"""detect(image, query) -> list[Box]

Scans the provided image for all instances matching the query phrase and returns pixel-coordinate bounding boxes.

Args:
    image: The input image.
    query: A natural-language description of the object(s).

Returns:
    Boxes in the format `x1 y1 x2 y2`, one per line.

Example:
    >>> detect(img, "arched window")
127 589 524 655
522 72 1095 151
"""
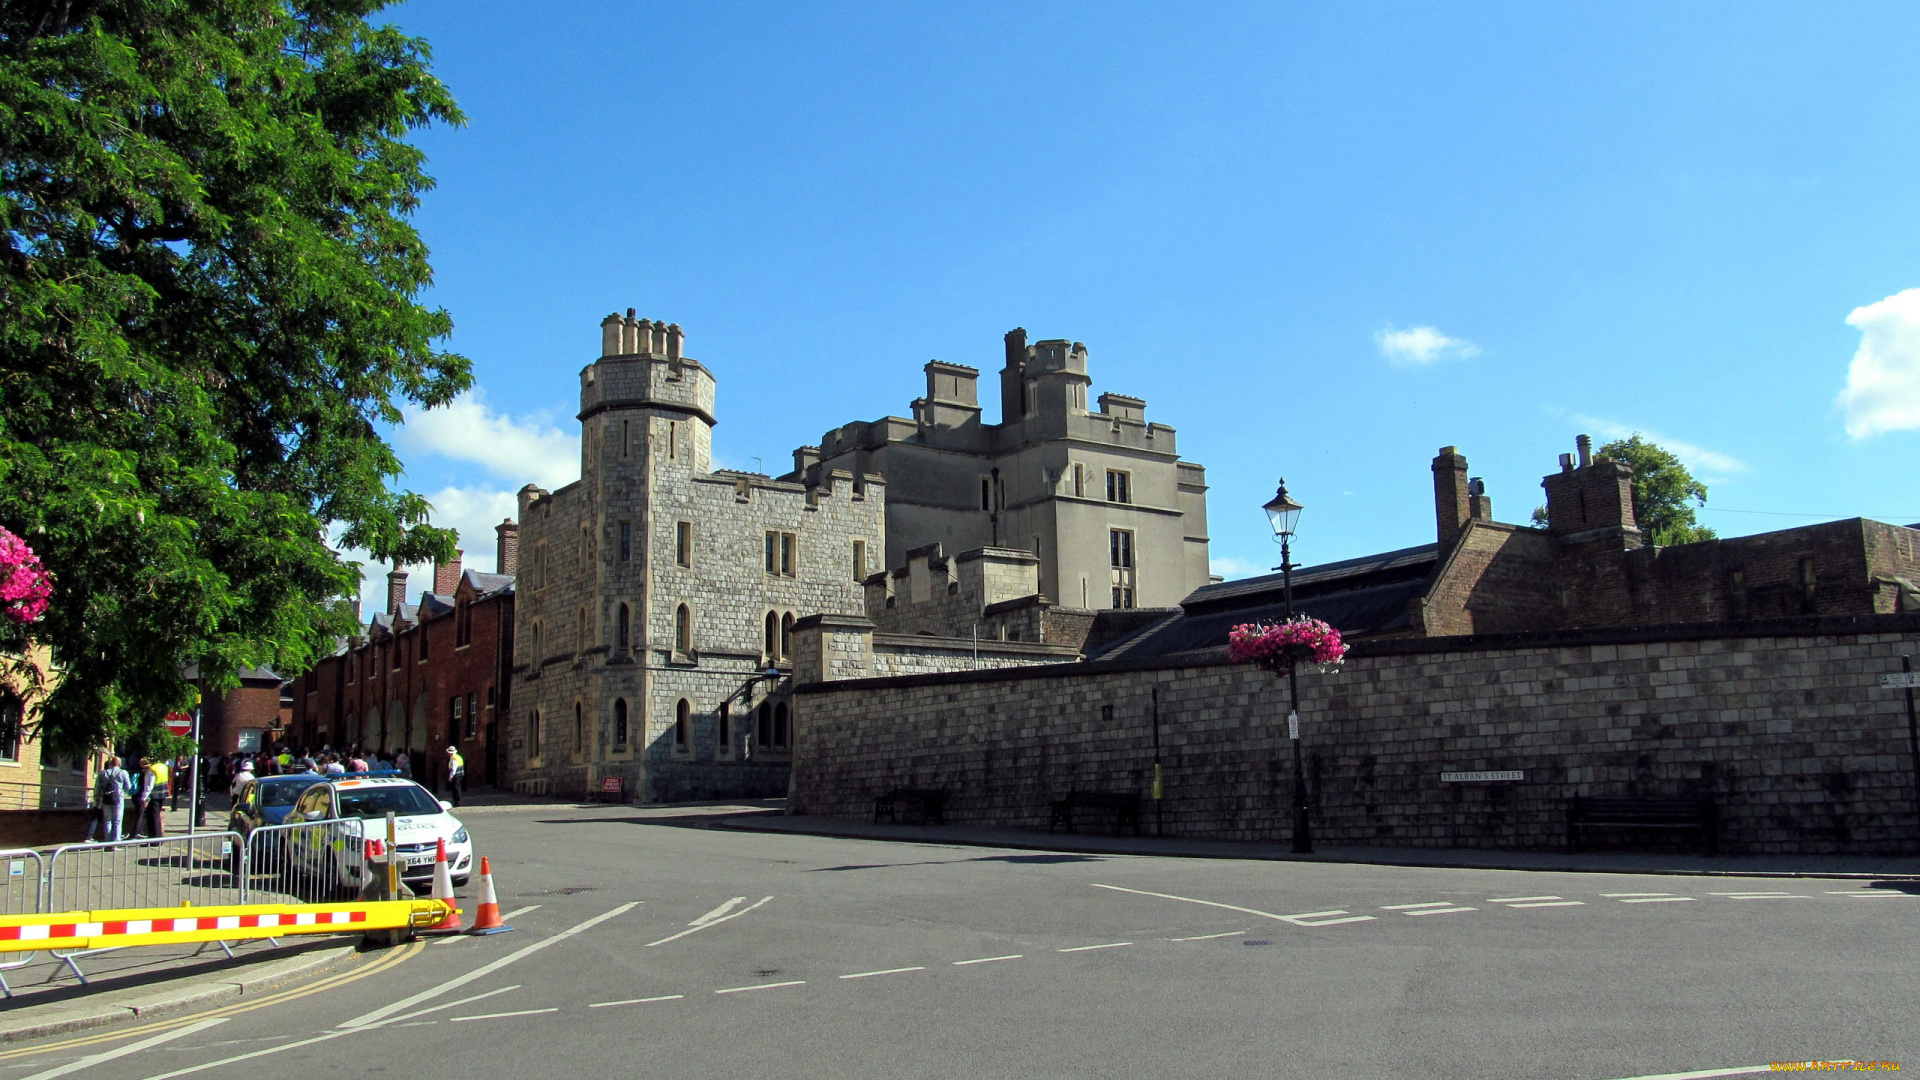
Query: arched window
756 701 772 747
675 604 692 655
773 702 789 750
613 699 628 746
717 703 730 752
780 612 794 660
764 611 778 661
617 603 630 652
675 699 691 751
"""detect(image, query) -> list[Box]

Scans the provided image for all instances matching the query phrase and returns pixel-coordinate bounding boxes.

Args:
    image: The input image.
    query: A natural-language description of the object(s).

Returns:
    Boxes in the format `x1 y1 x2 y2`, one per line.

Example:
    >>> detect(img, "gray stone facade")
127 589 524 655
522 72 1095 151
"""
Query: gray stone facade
789 614 1920 854
790 329 1212 612
511 311 886 801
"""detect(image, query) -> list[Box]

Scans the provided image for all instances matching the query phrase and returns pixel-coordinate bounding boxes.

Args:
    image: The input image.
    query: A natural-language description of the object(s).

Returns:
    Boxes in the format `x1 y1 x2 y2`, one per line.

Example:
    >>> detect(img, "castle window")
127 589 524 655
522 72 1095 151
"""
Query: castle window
528 709 541 758
781 533 796 577
669 421 678 460
675 603 692 655
618 520 631 563
613 699 629 747
1729 568 1749 620
621 419 630 458
780 612 794 659
617 603 631 652
1106 470 1131 504
772 702 790 750
717 703 731 757
1800 557 1818 604
1109 528 1134 570
676 521 692 567
574 701 584 757
764 611 779 662
853 540 867 582
756 701 772 748
1073 463 1085 498
674 699 691 753
981 477 991 511
449 695 463 734
577 608 589 652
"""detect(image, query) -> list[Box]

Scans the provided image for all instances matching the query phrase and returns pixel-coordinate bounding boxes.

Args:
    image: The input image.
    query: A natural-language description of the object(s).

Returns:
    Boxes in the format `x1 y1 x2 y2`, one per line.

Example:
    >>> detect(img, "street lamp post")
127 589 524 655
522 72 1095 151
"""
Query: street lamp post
1264 480 1311 854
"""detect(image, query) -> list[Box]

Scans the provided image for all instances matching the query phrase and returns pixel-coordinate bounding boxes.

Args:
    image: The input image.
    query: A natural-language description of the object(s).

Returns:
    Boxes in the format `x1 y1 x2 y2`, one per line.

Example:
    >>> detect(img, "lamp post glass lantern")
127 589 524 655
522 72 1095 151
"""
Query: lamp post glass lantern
1265 480 1313 853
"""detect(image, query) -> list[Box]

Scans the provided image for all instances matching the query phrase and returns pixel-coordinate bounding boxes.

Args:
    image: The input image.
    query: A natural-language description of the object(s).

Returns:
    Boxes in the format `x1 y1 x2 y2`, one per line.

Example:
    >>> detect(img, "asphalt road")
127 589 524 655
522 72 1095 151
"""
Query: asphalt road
4 803 1914 1080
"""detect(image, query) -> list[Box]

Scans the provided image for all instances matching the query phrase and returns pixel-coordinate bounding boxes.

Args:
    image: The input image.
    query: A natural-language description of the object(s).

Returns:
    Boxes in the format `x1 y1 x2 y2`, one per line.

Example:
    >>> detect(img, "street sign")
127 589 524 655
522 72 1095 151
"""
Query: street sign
1441 770 1525 783
1882 673 1920 689
163 711 193 737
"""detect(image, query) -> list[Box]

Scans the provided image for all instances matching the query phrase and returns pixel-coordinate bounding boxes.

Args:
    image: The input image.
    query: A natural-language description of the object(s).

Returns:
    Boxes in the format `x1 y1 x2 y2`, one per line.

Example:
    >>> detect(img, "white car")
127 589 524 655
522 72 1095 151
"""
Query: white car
285 776 473 895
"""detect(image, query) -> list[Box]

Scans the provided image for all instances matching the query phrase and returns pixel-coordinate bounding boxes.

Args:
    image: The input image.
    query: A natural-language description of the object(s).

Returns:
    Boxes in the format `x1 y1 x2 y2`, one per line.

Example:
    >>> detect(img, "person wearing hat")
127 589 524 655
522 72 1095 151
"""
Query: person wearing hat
445 746 466 807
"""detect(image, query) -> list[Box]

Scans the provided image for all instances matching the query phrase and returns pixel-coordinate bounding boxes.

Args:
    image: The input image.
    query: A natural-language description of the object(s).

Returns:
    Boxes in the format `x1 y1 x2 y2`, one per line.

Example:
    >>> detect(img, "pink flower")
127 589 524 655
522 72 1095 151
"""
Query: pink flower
1227 616 1346 668
0 527 51 625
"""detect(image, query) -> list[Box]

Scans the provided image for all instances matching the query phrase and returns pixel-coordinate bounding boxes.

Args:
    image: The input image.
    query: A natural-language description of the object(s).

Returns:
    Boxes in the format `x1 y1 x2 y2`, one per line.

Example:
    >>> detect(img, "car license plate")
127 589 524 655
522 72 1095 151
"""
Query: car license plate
405 855 434 868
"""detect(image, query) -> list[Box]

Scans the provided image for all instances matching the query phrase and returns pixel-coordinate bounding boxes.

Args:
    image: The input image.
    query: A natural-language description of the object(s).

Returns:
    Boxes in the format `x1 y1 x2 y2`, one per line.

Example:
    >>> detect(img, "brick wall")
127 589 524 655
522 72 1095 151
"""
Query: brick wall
790 614 1920 854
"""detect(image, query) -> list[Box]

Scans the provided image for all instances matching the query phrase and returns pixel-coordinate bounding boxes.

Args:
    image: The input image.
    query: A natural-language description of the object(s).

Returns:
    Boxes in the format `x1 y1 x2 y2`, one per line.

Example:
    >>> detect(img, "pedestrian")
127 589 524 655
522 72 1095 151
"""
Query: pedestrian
132 757 156 838
230 759 255 802
445 746 465 807
322 754 345 777
348 750 369 774
394 748 410 780
89 756 131 843
170 754 187 811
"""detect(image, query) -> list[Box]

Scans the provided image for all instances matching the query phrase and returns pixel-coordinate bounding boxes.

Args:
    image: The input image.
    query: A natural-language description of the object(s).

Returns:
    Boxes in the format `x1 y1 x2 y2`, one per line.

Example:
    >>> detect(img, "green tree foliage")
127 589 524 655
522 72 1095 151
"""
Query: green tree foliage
1529 435 1717 546
0 0 469 755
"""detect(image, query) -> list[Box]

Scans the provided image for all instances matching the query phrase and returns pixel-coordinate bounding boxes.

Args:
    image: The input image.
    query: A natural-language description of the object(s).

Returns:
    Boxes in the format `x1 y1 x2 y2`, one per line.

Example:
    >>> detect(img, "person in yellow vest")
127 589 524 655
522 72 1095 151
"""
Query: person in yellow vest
135 757 169 838
445 746 465 807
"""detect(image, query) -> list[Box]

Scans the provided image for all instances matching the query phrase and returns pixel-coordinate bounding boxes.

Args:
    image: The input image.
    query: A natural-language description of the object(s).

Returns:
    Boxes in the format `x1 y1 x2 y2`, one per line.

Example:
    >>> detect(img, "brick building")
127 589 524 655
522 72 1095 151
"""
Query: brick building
288 524 517 792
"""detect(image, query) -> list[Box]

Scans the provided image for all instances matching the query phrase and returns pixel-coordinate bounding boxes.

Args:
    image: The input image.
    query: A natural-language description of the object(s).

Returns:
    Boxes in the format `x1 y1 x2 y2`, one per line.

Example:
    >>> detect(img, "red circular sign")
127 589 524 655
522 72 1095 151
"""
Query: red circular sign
164 712 193 737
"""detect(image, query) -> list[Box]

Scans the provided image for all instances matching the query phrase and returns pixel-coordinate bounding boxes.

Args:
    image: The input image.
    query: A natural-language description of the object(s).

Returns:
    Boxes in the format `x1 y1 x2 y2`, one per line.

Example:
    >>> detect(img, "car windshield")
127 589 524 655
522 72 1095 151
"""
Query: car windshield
335 785 443 819
258 781 310 807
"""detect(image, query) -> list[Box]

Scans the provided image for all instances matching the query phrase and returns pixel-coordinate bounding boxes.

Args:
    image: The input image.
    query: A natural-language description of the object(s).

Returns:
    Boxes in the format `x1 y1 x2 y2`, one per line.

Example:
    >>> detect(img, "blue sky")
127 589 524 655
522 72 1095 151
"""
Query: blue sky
364 1 1920 611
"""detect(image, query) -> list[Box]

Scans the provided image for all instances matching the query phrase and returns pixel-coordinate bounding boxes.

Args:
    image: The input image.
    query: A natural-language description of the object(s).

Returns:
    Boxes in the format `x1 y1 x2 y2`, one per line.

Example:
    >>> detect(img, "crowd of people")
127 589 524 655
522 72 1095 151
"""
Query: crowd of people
82 744 469 843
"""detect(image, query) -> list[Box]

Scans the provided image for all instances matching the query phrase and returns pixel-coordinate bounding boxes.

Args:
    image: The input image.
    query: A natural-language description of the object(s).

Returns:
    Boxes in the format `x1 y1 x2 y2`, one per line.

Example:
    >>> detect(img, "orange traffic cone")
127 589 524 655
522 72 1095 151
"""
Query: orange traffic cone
427 837 463 932
468 857 515 936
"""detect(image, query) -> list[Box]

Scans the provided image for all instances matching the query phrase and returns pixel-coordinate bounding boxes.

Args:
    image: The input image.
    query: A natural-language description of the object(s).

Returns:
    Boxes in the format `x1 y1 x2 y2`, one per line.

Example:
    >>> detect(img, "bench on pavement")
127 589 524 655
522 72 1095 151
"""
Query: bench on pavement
1048 791 1142 836
1566 796 1717 855
872 788 947 826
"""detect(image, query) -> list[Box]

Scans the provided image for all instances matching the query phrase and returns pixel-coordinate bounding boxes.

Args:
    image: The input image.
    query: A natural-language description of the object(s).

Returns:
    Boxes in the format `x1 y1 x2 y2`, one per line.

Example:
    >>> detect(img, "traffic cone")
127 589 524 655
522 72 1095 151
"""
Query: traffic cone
467 857 515 936
427 837 463 931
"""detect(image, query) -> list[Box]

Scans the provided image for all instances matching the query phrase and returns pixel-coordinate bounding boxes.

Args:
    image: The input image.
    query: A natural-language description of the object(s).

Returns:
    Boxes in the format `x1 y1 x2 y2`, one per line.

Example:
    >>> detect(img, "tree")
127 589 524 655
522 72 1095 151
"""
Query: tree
1530 435 1717 546
0 1 469 756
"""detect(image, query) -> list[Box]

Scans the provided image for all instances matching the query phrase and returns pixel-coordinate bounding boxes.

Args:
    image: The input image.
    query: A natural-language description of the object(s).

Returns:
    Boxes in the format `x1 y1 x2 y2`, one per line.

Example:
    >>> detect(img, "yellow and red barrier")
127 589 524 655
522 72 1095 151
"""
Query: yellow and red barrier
0 897 454 954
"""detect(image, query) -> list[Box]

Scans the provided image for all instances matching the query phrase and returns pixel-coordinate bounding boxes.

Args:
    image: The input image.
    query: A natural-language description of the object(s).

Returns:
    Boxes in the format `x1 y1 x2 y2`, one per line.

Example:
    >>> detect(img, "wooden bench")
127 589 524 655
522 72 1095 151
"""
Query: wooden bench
1048 791 1142 836
872 788 947 826
1567 796 1717 855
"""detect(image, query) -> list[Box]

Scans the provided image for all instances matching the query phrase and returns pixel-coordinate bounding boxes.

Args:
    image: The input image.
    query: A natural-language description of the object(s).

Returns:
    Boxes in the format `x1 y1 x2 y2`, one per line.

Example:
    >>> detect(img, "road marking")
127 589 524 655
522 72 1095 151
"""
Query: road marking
1489 896 1563 903
378 985 521 1026
952 954 1022 965
589 995 685 1008
342 902 640 1029
1091 883 1378 927
450 1008 557 1023
1591 1066 1772 1079
1601 893 1673 897
715 980 806 994
1503 901 1585 908
1169 931 1246 941
1707 892 1810 899
840 966 925 979
18 1018 229 1080
1382 902 1457 910
646 896 773 947
691 897 746 926
1058 942 1132 952
1403 906 1476 916
1617 897 1695 904
392 1022 437 1028
1826 890 1919 897
500 905 542 920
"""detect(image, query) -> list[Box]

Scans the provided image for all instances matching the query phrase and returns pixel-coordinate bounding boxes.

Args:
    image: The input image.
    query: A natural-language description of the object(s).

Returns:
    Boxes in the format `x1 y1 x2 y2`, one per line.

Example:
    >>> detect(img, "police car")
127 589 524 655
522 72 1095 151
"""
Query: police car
284 776 472 894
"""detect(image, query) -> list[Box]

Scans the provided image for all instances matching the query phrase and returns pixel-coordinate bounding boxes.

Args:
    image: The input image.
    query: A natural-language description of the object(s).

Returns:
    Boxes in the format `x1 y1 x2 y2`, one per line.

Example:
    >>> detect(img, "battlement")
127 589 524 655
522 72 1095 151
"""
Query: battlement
580 308 716 427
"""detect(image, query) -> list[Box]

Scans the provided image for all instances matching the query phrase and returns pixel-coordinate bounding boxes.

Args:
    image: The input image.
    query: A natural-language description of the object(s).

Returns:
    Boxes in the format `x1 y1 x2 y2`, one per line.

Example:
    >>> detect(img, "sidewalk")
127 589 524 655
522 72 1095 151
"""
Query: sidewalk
714 813 1920 879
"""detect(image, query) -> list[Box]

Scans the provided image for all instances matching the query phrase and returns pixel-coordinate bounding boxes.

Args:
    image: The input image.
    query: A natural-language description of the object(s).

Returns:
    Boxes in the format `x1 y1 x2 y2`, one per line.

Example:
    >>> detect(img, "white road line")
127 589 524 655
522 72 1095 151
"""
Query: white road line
138 1026 356 1079
1058 942 1132 952
840 966 926 979
1169 931 1246 941
1618 897 1696 904
691 897 746 926
589 995 685 1008
1708 892 1809 899
450 1008 557 1023
1504 901 1584 908
500 905 542 920
1091 883 1378 927
1592 1066 1772 1079
952 954 1022 965
1382 902 1456 910
1827 890 1918 897
392 1022 438 1028
645 896 773 947
341 902 640 1029
1602 892 1673 897
715 980 805 994
378 985 522 1026
21 1017 230 1080
1403 906 1476 916
1489 896 1562 903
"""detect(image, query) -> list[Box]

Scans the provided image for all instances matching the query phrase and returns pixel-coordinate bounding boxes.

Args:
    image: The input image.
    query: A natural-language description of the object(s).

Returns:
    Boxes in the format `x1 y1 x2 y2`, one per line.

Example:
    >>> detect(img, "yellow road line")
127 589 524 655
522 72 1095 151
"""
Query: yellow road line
0 938 424 1062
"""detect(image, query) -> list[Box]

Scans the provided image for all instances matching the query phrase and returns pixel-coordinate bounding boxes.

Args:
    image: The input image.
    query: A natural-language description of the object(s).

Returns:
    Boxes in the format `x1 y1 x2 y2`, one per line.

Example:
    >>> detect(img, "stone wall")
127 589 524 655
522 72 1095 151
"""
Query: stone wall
789 614 1920 854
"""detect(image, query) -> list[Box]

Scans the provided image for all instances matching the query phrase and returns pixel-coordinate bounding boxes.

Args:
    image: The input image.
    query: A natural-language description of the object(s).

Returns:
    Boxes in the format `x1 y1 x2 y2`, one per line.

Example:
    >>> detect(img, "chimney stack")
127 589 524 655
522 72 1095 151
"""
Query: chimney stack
496 519 519 577
386 567 408 615
433 549 463 595
600 313 622 357
666 323 683 362
1432 446 1472 546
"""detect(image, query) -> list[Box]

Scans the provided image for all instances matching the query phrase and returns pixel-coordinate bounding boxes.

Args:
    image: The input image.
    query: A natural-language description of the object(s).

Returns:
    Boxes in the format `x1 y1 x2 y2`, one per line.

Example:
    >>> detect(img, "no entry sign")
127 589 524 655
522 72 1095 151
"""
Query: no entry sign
164 712 193 738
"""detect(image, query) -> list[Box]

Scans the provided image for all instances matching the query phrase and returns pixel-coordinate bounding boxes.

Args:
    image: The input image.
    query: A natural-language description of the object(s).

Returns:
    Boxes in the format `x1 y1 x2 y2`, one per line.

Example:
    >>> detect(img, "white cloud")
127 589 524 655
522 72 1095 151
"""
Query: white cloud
1569 414 1749 477
1839 287 1920 439
337 485 521 621
1376 324 1481 367
399 390 579 491
1209 554 1269 580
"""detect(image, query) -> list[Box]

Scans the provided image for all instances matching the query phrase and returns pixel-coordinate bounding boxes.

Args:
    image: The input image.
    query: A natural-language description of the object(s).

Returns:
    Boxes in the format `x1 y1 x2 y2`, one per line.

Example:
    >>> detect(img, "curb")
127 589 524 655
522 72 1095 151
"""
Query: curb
709 820 1920 882
0 942 359 1044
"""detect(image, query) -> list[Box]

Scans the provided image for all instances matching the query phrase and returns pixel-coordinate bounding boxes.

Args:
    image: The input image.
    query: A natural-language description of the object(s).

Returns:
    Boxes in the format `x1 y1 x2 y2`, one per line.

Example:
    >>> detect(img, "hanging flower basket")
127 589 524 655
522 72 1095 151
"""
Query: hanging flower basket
0 527 52 626
1227 617 1347 672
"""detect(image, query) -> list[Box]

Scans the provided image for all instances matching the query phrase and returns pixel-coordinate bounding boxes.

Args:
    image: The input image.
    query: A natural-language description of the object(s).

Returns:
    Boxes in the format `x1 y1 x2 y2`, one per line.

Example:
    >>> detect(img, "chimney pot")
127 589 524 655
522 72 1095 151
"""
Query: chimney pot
1576 434 1592 467
385 567 408 616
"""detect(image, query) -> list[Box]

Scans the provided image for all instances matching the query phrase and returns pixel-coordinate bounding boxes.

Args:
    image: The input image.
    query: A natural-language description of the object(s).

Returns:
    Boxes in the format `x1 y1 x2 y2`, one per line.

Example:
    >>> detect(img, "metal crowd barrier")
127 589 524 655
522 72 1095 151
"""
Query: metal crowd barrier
42 833 247 984
0 849 44 997
243 819 368 905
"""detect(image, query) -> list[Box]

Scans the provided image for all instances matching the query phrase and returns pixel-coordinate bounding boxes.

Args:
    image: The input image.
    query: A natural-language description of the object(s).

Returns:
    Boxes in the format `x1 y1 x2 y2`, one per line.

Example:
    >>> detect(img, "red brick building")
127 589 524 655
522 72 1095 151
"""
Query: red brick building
189 667 292 756
288 523 518 792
